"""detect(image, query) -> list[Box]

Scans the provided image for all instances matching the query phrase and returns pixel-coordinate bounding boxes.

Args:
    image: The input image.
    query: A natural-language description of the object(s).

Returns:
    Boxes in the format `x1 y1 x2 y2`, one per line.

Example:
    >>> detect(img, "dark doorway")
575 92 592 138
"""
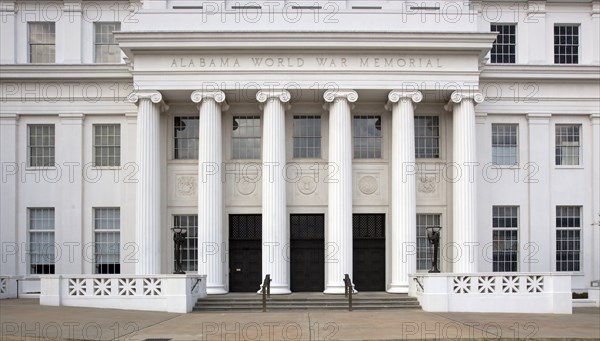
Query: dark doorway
229 214 262 292
353 214 386 291
290 214 325 292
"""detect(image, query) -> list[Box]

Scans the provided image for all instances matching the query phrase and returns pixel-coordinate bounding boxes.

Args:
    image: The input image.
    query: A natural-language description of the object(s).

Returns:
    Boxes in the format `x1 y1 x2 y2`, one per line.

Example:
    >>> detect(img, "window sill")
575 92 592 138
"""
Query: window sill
490 164 520 170
25 167 57 171
555 165 584 170
92 166 121 170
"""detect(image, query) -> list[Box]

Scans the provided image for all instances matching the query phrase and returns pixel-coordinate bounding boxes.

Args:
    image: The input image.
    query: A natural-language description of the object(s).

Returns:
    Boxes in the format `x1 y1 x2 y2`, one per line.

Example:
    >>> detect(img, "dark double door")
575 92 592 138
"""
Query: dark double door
290 214 325 292
229 214 262 292
353 214 386 291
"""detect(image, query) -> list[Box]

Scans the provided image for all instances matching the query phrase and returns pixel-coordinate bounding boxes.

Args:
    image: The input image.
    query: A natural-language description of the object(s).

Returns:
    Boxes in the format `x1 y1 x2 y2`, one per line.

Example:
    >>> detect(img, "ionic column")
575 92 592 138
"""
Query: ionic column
386 90 422 293
192 90 228 294
323 89 357 294
445 91 484 273
257 90 291 294
128 91 168 275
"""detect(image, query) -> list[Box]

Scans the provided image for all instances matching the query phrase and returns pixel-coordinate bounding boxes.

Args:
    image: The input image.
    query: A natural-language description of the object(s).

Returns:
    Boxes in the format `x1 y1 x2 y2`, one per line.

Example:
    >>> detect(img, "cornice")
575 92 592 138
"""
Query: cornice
0 64 132 80
481 65 600 81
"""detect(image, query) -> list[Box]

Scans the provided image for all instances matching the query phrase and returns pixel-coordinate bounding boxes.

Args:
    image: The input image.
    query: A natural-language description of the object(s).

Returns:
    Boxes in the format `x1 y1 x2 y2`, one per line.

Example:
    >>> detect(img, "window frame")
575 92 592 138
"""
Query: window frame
553 24 580 65
490 23 517 64
352 115 383 159
93 124 121 167
555 206 582 272
492 206 519 272
28 22 55 63
231 115 262 160
27 124 56 168
173 116 200 160
555 124 582 167
28 207 56 275
94 22 122 64
491 123 519 166
173 214 198 272
93 207 121 274
292 115 322 159
416 213 441 271
414 115 440 159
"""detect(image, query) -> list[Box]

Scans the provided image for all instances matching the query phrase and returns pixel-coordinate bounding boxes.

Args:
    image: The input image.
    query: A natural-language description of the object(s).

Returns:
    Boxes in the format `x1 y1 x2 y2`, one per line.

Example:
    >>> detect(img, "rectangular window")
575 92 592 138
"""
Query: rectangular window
353 115 382 158
232 116 261 159
416 214 441 271
29 208 55 274
93 124 121 167
415 116 440 159
174 215 198 272
492 206 519 272
293 115 321 158
556 206 581 272
174 116 199 159
94 208 120 274
28 124 55 167
554 25 579 64
555 125 581 166
94 22 121 63
492 124 518 165
490 24 516 63
29 22 55 63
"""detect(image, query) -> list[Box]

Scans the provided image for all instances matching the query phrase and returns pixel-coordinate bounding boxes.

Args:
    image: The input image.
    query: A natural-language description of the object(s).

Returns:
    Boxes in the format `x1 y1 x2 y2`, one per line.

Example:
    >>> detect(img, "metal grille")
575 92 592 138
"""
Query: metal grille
229 214 262 240
353 116 382 159
174 215 198 272
556 206 581 272
555 125 580 166
492 124 518 165
290 214 324 239
490 24 516 64
293 116 321 158
94 124 121 167
28 124 55 167
492 206 519 272
414 116 440 159
554 25 579 64
29 22 55 63
94 22 121 63
174 116 199 159
232 116 261 159
352 214 385 239
416 214 440 271
29 208 55 274
94 208 120 274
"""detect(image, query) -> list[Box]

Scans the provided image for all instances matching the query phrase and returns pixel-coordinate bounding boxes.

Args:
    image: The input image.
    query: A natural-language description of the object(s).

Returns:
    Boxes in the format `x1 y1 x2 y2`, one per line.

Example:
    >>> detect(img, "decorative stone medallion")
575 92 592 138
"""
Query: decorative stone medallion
358 175 378 195
417 175 436 194
297 176 317 195
237 177 257 195
176 175 197 197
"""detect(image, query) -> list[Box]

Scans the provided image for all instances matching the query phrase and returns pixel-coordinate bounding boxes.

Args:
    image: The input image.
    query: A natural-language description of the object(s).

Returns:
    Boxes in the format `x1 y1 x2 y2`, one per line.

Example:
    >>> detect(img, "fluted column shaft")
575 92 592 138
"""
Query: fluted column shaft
128 91 167 275
257 90 291 294
192 90 227 294
324 90 357 294
447 91 484 273
387 90 422 293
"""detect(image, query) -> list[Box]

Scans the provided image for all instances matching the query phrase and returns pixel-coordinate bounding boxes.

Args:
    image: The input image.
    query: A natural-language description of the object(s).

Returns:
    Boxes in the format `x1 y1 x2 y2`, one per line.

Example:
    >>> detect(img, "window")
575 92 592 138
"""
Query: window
556 206 581 271
490 24 516 63
28 22 55 63
174 116 199 159
93 124 121 166
94 22 121 63
415 116 440 159
293 115 321 158
174 215 198 272
555 125 581 166
29 208 55 274
492 206 519 272
554 25 579 64
232 116 261 159
353 115 382 158
492 124 518 165
94 208 120 274
28 124 55 167
416 214 440 271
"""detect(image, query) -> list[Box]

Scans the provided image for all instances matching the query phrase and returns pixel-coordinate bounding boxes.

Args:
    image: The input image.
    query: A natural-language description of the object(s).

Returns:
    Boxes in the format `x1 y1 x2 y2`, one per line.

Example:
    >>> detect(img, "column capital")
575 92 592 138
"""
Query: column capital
128 91 169 111
191 90 229 111
590 113 600 125
323 89 358 103
444 91 484 111
256 89 291 103
385 90 423 111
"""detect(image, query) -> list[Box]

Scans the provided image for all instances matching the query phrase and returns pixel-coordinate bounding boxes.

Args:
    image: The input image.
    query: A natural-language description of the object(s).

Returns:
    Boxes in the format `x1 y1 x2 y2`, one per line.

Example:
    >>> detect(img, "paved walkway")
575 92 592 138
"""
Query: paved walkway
1 298 599 340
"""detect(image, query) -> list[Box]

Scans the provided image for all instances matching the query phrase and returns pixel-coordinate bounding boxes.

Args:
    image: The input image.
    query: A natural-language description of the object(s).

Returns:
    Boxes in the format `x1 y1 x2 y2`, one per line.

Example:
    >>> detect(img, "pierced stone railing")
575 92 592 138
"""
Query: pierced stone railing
0 276 20 299
40 274 206 313
408 273 572 314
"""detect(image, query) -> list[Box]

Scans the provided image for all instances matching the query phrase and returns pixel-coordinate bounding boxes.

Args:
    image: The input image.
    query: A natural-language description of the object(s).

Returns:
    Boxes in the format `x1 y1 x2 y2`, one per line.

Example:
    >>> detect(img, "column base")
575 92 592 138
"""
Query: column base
206 286 228 295
387 283 409 294
256 283 291 295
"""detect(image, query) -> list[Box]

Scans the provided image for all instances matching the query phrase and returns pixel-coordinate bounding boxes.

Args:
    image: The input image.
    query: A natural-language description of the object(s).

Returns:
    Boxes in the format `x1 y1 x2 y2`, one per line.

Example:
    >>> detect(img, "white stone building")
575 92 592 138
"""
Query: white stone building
1 0 599 298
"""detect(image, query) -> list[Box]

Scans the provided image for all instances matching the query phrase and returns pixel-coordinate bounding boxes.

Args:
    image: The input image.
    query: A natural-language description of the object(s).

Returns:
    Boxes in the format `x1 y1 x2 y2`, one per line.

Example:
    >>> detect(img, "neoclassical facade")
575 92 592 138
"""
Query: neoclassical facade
1 0 599 296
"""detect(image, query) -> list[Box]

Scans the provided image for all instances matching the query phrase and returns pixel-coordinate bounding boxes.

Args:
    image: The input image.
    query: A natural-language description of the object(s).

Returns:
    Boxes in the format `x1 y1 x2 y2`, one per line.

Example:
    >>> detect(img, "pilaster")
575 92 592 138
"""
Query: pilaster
0 114 19 276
